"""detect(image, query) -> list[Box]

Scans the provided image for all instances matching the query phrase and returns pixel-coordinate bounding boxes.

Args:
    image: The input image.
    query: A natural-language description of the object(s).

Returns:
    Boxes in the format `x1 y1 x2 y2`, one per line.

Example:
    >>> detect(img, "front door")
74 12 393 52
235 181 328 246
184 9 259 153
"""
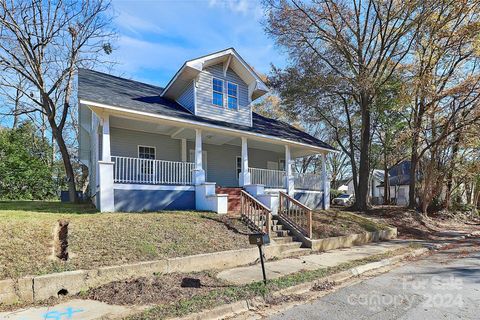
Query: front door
189 150 208 179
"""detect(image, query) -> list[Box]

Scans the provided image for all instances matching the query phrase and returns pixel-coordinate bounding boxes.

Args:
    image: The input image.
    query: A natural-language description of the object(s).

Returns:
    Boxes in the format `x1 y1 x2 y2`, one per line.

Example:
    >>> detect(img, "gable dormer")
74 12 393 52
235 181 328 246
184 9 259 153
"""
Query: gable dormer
162 48 268 127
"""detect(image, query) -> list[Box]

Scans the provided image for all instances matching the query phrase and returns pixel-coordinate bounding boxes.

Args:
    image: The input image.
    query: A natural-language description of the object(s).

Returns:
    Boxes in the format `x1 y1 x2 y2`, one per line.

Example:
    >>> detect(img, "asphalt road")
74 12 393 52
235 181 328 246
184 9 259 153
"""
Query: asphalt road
268 240 480 320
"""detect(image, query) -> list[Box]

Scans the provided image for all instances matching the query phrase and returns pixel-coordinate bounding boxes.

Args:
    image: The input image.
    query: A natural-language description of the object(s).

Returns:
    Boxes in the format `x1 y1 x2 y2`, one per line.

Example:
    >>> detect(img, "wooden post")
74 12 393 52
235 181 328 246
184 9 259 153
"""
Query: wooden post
308 209 312 239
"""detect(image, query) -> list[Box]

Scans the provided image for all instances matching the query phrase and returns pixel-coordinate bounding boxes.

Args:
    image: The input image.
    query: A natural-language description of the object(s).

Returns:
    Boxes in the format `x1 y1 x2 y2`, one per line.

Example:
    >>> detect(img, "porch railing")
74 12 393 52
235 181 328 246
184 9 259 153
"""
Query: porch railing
294 172 322 191
278 191 313 238
112 156 195 185
240 190 271 234
249 167 286 188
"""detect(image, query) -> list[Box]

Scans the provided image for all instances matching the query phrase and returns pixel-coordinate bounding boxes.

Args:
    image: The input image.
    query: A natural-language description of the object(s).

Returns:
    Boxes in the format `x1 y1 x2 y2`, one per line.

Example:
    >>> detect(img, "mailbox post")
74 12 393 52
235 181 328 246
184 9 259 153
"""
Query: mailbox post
249 233 270 285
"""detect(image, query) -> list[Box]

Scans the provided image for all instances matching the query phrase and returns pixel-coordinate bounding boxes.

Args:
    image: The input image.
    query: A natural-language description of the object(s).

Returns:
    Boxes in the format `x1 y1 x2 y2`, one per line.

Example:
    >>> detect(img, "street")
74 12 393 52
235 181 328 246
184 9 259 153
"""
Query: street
268 240 480 320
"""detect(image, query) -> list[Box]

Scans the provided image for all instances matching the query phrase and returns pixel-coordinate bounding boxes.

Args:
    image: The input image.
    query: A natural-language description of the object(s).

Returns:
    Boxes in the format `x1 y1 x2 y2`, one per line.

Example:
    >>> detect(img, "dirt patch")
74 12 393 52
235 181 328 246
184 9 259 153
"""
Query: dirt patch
83 273 226 306
359 206 480 240
311 210 387 239
312 280 336 291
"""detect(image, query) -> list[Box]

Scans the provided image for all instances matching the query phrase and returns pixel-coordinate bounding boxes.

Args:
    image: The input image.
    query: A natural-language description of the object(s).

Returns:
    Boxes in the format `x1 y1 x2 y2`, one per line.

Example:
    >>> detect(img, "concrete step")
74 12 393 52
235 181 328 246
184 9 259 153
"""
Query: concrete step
271 236 294 244
274 230 291 237
270 224 285 231
271 219 280 225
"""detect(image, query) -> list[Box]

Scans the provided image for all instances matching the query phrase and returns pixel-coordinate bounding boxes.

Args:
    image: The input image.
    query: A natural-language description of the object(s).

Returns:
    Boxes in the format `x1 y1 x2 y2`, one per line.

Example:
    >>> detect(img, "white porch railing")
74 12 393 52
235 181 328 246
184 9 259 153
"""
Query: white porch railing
294 172 322 191
112 156 195 185
249 167 286 188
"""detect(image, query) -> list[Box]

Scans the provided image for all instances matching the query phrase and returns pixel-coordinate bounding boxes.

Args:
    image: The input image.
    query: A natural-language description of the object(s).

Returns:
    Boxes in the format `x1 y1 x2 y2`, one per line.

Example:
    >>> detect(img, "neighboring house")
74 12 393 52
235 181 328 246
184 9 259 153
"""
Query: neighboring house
336 169 385 204
78 48 336 213
378 161 411 206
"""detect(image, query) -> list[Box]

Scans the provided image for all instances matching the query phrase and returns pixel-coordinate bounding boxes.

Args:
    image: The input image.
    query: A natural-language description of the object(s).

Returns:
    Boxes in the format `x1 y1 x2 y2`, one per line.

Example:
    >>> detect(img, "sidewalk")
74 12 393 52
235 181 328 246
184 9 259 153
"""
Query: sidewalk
0 240 411 320
217 241 409 285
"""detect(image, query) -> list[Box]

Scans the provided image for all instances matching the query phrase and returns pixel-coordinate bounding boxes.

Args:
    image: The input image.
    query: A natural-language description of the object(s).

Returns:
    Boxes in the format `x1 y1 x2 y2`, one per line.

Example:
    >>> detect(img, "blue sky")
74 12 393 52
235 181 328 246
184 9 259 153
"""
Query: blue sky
110 0 286 87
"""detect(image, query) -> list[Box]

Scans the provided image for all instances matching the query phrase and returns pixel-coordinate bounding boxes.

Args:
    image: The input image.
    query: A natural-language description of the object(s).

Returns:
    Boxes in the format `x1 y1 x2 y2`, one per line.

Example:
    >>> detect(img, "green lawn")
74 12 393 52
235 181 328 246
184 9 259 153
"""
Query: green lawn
0 201 250 280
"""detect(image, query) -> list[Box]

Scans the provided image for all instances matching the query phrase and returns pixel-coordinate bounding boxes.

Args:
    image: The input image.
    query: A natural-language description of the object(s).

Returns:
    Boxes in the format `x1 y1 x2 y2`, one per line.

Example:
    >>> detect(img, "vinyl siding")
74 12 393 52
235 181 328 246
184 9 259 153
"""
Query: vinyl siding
109 127 284 187
196 64 251 126
110 127 181 161
186 141 283 187
177 80 195 113
78 104 92 163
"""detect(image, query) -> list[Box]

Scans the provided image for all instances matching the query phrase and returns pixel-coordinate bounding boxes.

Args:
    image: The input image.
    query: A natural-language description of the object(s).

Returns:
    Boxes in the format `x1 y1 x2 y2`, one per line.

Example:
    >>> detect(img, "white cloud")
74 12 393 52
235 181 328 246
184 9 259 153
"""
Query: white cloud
109 0 285 85
116 10 165 36
208 0 263 18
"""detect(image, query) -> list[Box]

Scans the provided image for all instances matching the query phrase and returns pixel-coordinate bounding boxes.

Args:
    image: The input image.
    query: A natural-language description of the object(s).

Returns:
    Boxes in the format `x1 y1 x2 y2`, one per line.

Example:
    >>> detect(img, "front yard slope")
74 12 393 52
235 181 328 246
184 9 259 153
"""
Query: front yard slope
0 201 249 280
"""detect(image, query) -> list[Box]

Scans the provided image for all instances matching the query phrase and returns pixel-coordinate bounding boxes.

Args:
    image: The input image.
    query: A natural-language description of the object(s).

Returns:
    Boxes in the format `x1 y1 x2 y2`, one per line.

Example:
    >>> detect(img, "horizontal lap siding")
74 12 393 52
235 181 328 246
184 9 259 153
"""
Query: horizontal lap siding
177 81 195 113
249 149 284 169
196 64 251 126
186 141 283 187
110 127 181 161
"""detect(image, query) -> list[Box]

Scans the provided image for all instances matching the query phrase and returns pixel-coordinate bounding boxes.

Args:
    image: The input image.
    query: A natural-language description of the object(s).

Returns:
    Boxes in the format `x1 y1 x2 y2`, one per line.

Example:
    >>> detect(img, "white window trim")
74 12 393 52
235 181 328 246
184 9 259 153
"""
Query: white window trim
137 145 156 159
227 81 239 110
212 77 224 107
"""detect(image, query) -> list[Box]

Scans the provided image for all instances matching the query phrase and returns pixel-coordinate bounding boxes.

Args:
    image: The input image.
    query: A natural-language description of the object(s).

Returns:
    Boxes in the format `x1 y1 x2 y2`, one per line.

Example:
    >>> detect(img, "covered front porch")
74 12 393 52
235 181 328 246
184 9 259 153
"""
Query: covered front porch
92 109 330 213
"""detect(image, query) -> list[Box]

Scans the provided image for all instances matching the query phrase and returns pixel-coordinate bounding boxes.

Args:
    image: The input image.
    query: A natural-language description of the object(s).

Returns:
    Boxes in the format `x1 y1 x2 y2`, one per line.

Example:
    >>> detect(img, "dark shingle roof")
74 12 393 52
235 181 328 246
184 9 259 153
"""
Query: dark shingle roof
78 69 336 151
378 174 410 187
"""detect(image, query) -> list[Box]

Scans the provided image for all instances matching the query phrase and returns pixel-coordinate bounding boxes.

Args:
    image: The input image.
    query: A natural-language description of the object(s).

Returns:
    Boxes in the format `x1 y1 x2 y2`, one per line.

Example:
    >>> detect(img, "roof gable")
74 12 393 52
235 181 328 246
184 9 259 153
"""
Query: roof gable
162 48 269 101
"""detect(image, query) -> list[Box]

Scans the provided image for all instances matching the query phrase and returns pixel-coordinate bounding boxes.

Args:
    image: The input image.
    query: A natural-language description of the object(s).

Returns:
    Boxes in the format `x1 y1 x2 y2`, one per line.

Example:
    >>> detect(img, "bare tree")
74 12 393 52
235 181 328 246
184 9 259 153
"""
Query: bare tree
406 0 480 209
264 0 427 211
0 0 113 202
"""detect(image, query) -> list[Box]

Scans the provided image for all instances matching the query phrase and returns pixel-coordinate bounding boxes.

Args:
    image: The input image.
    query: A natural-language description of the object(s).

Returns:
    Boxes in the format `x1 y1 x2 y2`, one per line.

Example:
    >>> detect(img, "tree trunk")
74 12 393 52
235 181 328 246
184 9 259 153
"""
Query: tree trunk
444 131 460 209
356 93 371 211
383 161 390 205
49 120 78 203
409 101 425 209
12 87 21 129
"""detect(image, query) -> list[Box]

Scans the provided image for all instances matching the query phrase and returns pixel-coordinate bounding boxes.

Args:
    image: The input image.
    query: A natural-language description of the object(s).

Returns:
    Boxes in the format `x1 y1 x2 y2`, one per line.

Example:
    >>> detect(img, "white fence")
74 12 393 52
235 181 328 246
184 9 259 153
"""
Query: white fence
112 156 194 185
249 167 286 188
294 172 322 191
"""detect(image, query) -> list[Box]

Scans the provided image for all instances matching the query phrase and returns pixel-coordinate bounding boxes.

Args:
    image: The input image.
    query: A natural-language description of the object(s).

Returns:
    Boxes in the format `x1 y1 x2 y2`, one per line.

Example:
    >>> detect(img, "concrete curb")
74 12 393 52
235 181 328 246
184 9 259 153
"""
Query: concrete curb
170 246 429 320
0 242 303 305
307 227 398 251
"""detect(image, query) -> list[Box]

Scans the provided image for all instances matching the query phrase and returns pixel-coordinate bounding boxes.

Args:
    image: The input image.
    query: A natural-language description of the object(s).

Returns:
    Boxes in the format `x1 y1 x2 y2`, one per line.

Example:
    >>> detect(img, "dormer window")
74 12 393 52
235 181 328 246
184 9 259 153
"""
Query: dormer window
227 82 238 110
212 78 224 107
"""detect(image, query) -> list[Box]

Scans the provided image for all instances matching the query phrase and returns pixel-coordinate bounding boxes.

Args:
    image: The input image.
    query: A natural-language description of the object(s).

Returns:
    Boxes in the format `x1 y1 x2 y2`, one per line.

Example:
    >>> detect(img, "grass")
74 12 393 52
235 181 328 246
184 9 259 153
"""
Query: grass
127 247 411 320
0 201 250 280
311 209 390 239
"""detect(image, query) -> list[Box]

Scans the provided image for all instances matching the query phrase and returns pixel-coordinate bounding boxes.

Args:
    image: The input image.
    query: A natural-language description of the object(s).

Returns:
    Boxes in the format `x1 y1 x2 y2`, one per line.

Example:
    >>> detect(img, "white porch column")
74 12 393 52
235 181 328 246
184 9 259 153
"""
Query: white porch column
321 153 330 209
239 137 251 186
98 114 115 212
193 128 205 185
285 145 294 195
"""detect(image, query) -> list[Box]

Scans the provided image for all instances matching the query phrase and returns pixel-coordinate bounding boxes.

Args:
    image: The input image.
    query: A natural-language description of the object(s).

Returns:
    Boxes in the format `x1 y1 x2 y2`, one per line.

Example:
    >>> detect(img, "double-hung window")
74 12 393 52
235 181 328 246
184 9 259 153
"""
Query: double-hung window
138 146 155 177
138 146 155 159
212 78 224 107
227 82 238 110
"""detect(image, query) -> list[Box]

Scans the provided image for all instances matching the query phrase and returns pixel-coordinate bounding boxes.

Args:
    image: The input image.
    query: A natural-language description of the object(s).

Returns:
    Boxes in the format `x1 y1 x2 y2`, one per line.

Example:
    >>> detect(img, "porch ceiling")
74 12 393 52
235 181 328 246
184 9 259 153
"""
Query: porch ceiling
108 114 323 157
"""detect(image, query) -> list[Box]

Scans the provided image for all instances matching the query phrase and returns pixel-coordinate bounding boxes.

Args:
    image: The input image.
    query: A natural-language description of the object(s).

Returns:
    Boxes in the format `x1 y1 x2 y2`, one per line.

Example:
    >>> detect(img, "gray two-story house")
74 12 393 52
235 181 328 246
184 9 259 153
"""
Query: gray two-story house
78 48 335 214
